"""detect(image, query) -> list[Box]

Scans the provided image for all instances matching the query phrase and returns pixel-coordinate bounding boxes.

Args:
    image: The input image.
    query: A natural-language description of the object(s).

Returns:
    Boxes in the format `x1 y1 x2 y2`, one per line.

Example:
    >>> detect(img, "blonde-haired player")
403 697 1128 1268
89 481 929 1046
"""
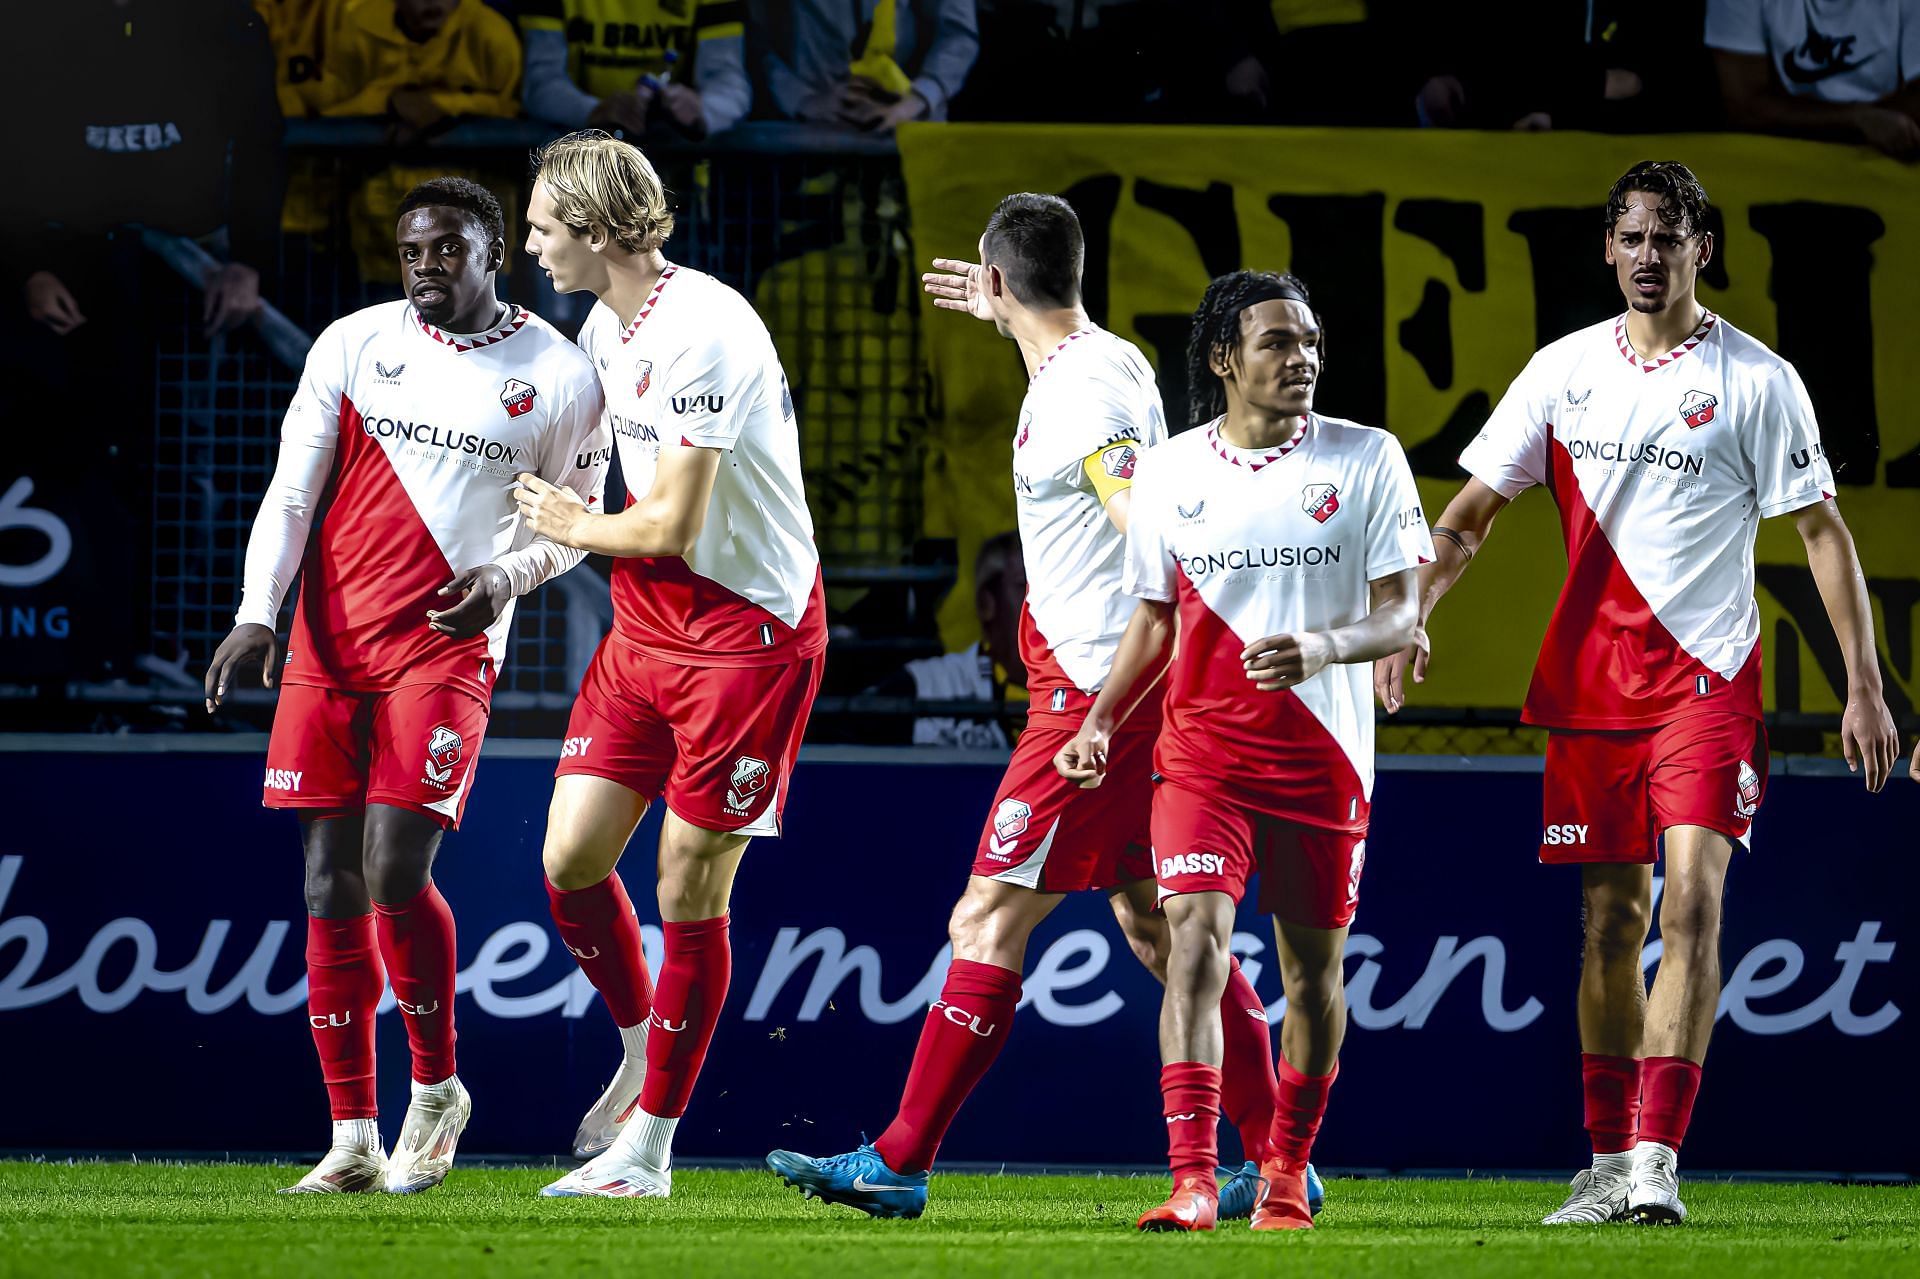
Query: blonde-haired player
515 129 827 1198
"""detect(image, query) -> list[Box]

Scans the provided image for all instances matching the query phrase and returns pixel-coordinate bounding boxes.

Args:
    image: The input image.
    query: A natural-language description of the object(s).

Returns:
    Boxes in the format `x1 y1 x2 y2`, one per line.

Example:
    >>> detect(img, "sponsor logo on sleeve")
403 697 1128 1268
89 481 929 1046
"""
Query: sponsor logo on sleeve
1302 483 1341 523
501 379 538 419
670 393 727 415
1791 441 1827 470
1680 388 1718 428
423 726 464 790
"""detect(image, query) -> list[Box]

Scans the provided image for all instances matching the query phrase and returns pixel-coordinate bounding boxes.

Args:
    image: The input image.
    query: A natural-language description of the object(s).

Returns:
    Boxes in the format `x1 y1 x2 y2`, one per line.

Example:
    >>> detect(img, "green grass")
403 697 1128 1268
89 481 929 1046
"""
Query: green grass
0 1162 1914 1278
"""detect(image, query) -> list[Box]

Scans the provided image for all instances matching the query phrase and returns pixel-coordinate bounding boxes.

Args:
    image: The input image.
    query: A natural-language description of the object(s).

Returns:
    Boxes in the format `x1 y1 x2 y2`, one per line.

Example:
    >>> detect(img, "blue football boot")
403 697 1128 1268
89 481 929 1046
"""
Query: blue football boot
766 1143 929 1220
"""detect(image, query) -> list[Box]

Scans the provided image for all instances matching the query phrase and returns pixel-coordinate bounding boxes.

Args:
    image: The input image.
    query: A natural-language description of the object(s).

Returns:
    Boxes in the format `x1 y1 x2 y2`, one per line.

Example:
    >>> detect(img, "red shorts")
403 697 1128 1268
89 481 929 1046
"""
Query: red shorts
1150 779 1367 928
1540 712 1769 864
556 635 822 836
969 714 1155 893
262 682 490 829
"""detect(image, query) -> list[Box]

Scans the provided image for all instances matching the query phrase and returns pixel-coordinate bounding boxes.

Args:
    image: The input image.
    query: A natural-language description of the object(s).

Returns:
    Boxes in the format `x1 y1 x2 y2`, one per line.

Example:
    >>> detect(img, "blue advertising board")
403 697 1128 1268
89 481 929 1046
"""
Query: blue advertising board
0 741 1911 1173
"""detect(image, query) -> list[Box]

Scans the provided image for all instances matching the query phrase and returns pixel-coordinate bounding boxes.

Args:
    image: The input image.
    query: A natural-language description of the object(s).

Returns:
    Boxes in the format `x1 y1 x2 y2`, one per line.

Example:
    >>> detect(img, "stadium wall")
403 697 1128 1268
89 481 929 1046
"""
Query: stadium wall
0 740 1911 1174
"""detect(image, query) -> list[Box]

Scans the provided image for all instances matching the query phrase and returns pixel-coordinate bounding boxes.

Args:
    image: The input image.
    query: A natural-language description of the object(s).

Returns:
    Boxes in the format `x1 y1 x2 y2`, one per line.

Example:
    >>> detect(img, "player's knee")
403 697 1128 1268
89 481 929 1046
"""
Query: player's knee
363 842 433 906
1583 891 1650 955
543 836 609 891
1658 883 1723 951
1282 963 1344 1019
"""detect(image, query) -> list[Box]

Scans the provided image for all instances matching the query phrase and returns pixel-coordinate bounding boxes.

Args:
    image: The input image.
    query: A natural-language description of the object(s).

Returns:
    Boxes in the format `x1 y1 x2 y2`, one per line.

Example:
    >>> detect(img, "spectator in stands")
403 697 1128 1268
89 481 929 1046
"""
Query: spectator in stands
314 0 522 141
254 0 342 117
1708 0 1920 159
1213 1 1413 126
752 0 979 130
1409 2 1696 133
867 532 1027 749
519 1 751 139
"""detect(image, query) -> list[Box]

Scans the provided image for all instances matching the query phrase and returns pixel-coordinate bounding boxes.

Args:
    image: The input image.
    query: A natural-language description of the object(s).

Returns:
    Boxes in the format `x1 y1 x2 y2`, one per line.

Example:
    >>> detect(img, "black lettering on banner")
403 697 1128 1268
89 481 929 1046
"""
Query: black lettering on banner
1394 199 1486 394
1756 564 1912 717
1060 175 1124 329
1129 179 1240 432
1750 203 1884 486
1267 195 1388 428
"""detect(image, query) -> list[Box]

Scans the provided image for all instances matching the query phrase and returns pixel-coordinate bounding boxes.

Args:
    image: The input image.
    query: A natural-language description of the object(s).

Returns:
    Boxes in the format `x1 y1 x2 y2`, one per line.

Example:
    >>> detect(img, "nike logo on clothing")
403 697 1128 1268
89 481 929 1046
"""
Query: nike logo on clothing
1781 30 1870 84
851 1175 904 1193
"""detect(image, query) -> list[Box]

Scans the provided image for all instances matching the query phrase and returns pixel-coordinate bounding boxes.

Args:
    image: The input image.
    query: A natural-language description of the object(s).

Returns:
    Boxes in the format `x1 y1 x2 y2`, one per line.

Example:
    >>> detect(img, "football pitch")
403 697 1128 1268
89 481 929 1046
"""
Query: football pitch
1 1163 1914 1278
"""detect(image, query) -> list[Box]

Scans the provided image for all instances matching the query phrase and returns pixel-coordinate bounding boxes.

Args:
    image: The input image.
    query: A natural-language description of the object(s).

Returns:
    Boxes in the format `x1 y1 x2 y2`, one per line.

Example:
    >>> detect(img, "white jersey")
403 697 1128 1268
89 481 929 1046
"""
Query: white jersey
1013 326 1168 704
237 300 608 698
1125 415 1432 831
1706 0 1920 103
578 265 826 666
1460 311 1833 730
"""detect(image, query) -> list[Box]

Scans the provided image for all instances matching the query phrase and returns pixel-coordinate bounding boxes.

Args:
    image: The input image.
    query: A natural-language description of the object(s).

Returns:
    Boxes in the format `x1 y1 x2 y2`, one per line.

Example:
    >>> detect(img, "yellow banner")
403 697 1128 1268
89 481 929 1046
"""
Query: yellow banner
897 125 1920 722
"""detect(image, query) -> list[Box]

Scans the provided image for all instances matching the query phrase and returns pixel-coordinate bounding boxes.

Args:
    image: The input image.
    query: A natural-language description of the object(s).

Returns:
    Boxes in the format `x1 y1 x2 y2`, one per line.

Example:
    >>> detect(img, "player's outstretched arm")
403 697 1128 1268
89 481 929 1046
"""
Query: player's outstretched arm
921 258 993 322
1375 478 1509 712
1246 568 1419 693
1055 598 1175 789
1794 499 1899 791
514 446 722 559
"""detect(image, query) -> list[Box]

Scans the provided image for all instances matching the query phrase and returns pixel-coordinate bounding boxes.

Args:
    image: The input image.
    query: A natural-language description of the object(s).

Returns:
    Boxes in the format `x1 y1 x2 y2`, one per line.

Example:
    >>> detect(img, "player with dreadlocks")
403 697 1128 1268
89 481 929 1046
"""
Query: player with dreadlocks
1059 270 1431 1231
1376 160 1898 1225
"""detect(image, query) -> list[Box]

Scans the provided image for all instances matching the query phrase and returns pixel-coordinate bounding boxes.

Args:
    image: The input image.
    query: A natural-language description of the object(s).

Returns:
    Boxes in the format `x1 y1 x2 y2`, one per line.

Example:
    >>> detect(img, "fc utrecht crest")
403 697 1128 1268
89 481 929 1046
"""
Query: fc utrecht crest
1302 483 1340 523
1735 758 1761 819
1102 443 1138 480
1680 388 1718 429
726 755 770 811
636 359 653 399
501 378 537 418
423 725 463 789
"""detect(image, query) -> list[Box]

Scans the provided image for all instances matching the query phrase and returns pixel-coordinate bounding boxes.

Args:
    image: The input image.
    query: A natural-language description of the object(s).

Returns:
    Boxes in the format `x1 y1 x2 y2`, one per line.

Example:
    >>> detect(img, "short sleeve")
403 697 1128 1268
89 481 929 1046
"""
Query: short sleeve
1120 448 1176 603
1067 354 1158 501
1459 349 1554 499
664 325 763 450
543 372 611 514
1364 435 1436 579
1704 0 1768 55
1747 362 1834 517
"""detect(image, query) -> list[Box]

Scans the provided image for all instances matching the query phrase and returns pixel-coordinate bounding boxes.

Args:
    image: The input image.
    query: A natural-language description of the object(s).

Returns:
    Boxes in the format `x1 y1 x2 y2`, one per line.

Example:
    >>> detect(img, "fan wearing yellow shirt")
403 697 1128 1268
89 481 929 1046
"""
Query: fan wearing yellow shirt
315 0 522 138
518 0 751 139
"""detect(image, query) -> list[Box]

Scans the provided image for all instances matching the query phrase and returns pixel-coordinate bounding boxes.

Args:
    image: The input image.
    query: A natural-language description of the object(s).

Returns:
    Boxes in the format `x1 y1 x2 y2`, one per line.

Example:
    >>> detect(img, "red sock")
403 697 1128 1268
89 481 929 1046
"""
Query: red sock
1638 1056 1702 1150
1161 1061 1222 1183
1218 958 1278 1163
873 959 1021 1175
304 914 384 1120
638 914 732 1119
547 873 654 1028
1269 1054 1337 1164
1581 1053 1643 1155
372 883 458 1085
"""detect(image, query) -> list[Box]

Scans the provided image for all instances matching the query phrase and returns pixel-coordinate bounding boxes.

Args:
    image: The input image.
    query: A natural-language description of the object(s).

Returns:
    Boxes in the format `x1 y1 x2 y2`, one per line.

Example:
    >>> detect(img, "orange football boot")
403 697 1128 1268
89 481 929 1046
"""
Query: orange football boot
1249 1156 1316 1231
1137 1173 1220 1232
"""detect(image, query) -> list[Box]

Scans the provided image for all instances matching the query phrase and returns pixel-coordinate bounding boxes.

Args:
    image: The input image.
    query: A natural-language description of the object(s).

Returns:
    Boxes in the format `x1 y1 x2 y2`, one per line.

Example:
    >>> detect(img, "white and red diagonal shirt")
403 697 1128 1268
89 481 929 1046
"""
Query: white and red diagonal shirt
577 265 826 667
1460 311 1834 730
1124 415 1433 831
1013 326 1168 705
237 300 610 699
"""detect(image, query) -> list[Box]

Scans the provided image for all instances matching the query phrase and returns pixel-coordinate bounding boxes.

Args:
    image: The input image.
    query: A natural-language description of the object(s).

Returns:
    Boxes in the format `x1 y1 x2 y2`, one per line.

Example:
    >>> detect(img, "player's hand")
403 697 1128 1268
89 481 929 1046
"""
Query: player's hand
589 88 654 137
1855 106 1920 161
428 564 512 639
1242 632 1333 692
204 622 278 713
923 258 993 321
1909 737 1919 783
202 263 261 337
25 271 86 335
1373 624 1430 713
1054 723 1112 789
512 472 590 546
1839 690 1898 792
660 84 707 137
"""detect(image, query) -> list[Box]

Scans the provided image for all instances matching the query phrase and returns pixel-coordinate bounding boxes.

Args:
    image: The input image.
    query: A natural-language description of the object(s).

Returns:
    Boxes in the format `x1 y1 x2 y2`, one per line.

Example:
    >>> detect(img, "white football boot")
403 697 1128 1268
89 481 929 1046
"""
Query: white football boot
385 1075 472 1194
571 1052 649 1161
1541 1153 1633 1224
1627 1141 1688 1224
543 1110 675 1199
279 1120 387 1194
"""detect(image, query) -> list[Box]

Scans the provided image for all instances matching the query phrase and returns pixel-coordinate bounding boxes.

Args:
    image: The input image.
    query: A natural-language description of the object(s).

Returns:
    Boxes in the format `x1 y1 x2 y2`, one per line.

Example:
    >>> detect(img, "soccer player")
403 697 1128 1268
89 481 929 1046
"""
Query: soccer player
1376 161 1900 1225
514 130 826 1199
1057 271 1428 1231
204 177 610 1194
764 197 1311 1222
